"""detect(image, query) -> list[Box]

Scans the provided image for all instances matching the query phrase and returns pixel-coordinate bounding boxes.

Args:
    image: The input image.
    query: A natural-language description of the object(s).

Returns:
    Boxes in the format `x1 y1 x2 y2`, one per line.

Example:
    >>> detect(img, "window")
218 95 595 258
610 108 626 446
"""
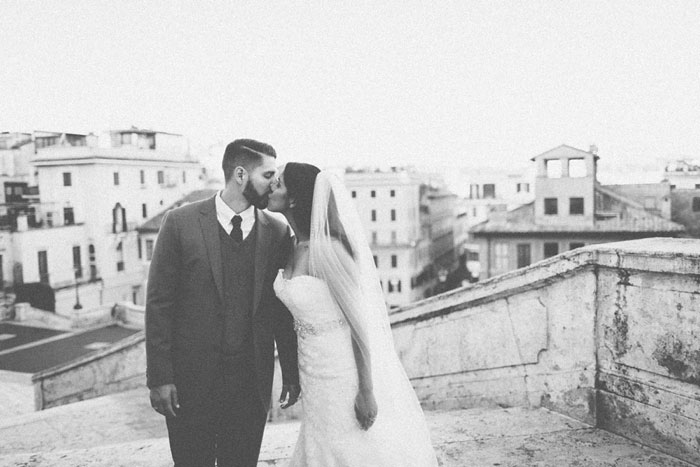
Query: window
695 184 700 189
112 203 127 233
352 191 356 198
568 158 586 178
63 172 72 186
137 238 142 259
494 243 508 273
371 210 376 222
693 197 700 212
140 170 145 184
546 159 562 178
89 243 97 280
569 197 584 215
63 207 75 225
469 184 480 199
397 280 402 293
73 246 82 279
388 281 394 293
371 231 377 243
116 241 125 271
544 198 558 215
391 231 397 243
157 170 165 184
390 190 395 197
46 212 53 227
544 242 559 258
146 240 155 261
390 209 396 221
373 255 378 266
113 172 120 185
570 242 585 250
391 255 397 268
38 250 49 283
142 203 148 218
483 184 496 199
182 171 187 183
516 244 531 268
516 183 530 193
371 190 376 198
0 254 3 287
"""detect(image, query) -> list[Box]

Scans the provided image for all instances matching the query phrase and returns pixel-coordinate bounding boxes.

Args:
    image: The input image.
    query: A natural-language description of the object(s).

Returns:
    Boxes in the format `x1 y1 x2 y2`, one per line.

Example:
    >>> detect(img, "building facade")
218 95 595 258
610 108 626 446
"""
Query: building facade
0 129 204 315
343 168 435 308
471 145 686 278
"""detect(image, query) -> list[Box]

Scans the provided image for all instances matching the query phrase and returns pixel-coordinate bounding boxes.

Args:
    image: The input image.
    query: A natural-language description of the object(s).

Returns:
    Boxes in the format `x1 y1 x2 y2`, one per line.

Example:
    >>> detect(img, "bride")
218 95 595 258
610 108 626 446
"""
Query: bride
268 162 439 466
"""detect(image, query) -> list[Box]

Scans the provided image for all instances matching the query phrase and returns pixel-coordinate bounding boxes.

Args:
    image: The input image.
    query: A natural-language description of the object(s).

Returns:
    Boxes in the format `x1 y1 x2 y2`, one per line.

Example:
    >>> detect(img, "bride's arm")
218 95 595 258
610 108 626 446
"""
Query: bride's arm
330 240 378 430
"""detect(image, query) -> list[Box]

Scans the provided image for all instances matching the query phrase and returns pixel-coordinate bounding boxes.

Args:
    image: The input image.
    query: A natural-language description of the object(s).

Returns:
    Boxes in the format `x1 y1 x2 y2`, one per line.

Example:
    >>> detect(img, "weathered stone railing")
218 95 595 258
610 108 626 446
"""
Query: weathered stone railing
113 301 146 328
32 331 146 410
391 237 700 465
30 238 699 463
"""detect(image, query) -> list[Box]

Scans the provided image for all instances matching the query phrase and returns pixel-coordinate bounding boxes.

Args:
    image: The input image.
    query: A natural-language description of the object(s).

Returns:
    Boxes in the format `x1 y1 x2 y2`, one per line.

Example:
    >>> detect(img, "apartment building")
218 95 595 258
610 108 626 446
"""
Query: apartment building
471 145 685 278
0 128 204 314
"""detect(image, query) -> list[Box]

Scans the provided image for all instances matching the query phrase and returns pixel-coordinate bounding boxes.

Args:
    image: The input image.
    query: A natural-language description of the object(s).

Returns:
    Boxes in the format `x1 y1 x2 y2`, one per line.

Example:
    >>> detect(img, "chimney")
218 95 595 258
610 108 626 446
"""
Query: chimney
589 144 598 155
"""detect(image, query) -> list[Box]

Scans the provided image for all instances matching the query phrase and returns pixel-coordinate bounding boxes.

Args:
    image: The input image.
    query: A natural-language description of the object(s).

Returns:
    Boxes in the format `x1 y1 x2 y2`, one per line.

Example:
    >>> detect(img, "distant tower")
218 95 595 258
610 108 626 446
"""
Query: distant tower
532 145 599 228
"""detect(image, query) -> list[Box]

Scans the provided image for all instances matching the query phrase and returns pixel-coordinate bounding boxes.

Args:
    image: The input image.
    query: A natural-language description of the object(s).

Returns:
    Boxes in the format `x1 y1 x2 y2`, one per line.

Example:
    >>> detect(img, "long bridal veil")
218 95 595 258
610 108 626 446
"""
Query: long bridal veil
308 172 437 464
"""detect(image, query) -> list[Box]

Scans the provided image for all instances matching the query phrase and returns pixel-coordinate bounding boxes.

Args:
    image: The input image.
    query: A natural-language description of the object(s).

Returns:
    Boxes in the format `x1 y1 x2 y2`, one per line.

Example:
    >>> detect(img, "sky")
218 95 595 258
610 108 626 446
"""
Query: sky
2 1 700 178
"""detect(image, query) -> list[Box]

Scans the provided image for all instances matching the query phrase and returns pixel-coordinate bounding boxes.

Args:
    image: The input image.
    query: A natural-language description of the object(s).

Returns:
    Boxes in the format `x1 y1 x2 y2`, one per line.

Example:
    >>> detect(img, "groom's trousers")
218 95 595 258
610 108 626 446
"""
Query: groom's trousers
165 356 267 467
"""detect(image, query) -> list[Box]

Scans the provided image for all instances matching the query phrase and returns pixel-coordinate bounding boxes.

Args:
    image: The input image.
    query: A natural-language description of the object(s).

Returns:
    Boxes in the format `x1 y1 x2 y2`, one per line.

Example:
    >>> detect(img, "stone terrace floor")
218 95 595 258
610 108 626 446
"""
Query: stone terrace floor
0 387 694 467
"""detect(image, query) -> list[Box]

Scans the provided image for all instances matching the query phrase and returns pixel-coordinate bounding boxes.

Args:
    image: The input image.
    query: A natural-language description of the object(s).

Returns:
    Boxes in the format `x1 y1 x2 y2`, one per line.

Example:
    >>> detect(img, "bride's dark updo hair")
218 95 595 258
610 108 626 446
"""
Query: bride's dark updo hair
284 162 321 238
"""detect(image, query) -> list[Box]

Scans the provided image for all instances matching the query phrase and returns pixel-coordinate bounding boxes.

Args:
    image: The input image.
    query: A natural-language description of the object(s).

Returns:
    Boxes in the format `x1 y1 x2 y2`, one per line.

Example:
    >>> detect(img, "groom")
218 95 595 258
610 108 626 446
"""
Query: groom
146 139 300 466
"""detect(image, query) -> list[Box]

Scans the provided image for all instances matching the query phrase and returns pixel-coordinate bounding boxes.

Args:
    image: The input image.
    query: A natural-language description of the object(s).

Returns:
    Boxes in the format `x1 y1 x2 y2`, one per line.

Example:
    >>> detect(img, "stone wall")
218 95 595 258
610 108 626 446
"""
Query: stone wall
593 239 700 465
33 332 146 410
392 246 600 424
391 237 700 465
30 238 700 463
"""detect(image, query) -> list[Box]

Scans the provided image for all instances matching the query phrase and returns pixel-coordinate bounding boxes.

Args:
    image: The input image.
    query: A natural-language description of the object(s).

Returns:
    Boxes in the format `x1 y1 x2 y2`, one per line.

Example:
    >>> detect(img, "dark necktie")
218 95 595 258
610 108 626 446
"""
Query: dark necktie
230 215 243 242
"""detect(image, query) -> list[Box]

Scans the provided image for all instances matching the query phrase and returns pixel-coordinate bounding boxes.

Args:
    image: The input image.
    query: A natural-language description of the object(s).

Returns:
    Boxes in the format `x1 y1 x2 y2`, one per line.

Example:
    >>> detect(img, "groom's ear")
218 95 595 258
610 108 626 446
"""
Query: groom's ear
288 197 297 209
234 166 247 185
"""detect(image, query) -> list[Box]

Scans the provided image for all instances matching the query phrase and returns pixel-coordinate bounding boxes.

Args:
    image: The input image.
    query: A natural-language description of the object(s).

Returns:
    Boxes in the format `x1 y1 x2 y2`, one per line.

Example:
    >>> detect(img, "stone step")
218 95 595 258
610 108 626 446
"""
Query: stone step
0 388 693 466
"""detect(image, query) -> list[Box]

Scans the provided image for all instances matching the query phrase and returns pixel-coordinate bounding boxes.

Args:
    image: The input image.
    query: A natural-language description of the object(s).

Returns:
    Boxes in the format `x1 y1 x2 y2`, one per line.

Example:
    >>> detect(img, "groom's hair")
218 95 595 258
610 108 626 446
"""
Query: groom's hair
285 162 321 238
222 139 276 182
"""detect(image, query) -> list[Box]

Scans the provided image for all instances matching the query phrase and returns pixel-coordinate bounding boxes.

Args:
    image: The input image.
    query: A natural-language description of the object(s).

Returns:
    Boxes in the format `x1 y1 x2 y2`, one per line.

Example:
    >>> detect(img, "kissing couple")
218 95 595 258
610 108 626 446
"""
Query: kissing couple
145 139 438 466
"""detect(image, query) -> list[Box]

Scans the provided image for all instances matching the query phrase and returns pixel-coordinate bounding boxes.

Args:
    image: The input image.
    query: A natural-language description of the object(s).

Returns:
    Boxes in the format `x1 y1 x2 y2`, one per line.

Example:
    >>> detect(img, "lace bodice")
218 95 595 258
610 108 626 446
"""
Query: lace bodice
273 269 348 338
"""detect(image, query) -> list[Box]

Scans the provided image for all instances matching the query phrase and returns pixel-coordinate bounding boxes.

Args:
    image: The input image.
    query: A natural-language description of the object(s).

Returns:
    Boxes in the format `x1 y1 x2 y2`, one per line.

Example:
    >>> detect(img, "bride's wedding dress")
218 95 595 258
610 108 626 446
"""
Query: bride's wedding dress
274 268 438 467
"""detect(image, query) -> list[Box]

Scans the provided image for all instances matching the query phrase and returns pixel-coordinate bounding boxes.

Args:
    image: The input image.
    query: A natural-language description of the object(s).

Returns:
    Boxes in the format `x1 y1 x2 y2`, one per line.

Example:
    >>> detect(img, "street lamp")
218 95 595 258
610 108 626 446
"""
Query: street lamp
73 268 82 310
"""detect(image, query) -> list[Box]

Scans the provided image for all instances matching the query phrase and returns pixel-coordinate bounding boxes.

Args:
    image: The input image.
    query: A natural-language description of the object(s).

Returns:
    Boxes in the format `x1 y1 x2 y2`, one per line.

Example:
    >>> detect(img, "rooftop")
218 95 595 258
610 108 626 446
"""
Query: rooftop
471 186 685 234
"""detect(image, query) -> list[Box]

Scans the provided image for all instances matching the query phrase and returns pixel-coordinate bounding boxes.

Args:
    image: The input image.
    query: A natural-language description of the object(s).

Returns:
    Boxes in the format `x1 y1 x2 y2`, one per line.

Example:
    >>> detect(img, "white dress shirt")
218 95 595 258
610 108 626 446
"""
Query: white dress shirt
215 192 256 240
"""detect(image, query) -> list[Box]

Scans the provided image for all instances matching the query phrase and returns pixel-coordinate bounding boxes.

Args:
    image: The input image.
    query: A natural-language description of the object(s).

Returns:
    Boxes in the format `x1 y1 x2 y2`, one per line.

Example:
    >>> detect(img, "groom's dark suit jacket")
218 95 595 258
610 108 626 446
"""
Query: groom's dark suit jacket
145 196 298 412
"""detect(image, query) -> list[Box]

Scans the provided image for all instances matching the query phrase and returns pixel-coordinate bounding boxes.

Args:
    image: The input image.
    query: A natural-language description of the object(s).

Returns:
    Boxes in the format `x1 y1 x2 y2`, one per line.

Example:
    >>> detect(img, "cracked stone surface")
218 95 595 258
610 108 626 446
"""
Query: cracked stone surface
0 388 693 467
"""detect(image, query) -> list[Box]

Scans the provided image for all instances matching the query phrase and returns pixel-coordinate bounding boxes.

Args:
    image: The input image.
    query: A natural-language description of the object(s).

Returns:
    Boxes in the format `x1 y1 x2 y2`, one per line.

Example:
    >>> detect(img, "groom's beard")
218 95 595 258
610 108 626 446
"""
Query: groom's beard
243 181 269 209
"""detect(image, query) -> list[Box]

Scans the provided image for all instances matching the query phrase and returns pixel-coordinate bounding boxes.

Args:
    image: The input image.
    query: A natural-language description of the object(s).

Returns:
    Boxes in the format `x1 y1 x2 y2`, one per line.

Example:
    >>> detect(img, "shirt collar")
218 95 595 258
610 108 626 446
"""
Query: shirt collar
215 191 256 223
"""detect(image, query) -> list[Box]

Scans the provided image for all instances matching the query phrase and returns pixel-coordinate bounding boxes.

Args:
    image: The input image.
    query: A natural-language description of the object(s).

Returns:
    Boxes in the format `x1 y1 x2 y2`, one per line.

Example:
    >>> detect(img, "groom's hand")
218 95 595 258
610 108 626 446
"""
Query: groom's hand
279 384 301 409
150 384 180 417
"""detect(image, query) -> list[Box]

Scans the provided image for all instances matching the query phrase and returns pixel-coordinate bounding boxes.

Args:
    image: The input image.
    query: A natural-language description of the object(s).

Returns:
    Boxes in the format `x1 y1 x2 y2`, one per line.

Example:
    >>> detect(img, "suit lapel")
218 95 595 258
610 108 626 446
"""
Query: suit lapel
199 198 225 306
253 209 271 314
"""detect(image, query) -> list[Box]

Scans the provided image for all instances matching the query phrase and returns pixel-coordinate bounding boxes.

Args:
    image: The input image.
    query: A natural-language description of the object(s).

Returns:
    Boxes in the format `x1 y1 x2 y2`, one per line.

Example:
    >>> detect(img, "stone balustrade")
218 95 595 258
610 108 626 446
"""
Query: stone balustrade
32 237 700 464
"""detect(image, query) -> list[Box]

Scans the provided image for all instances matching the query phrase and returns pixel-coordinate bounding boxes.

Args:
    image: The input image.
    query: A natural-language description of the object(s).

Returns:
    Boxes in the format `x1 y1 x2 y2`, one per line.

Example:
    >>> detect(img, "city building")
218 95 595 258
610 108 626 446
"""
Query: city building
460 165 535 227
0 128 205 314
344 168 435 308
663 159 700 189
471 145 686 278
